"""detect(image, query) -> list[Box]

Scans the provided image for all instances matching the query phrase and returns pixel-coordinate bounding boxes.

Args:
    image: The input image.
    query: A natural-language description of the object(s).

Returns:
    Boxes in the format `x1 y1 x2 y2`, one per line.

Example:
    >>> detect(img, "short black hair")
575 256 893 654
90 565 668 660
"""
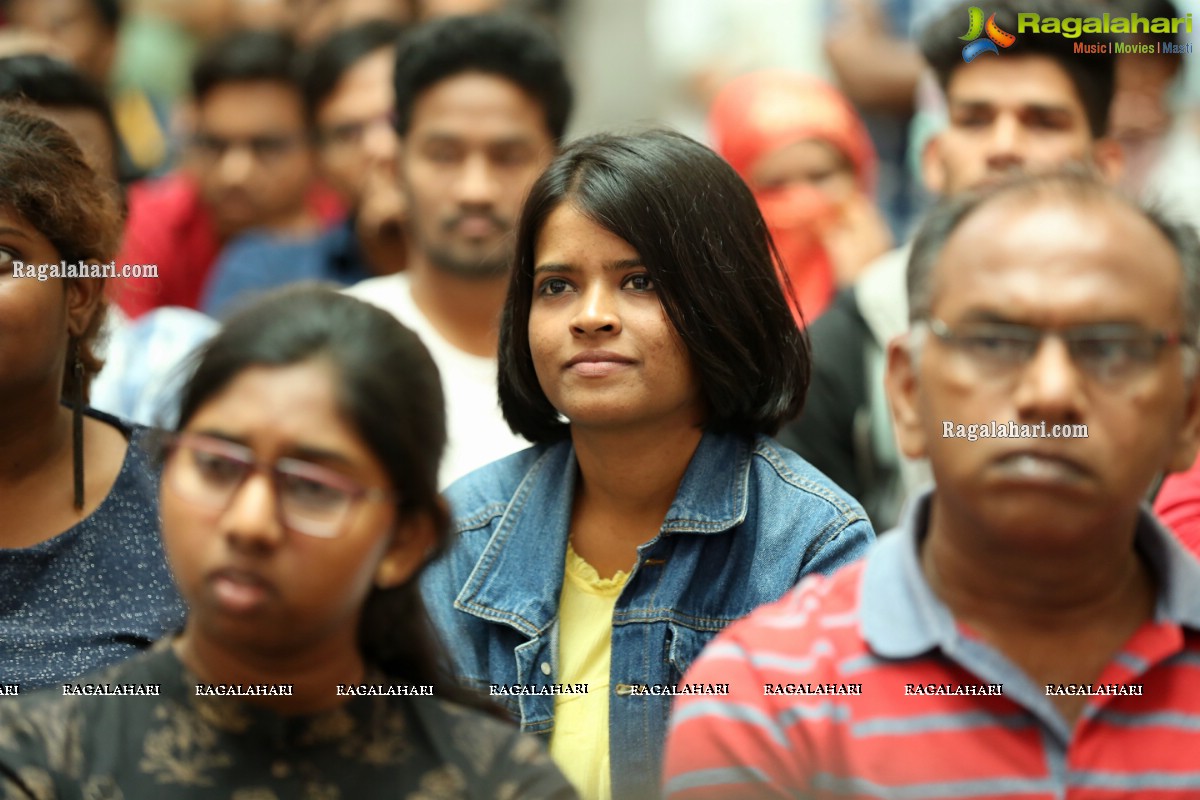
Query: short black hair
0 54 120 180
919 0 1116 138
191 29 300 104
299 19 406 126
1108 0 1186 49
90 0 121 30
2 0 122 30
499 129 810 443
392 13 571 143
907 169 1200 353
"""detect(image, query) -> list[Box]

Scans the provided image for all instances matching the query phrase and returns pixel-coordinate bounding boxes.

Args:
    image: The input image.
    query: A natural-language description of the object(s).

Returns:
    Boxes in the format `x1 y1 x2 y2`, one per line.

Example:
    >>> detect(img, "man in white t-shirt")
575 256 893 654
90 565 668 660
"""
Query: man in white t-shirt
346 14 572 487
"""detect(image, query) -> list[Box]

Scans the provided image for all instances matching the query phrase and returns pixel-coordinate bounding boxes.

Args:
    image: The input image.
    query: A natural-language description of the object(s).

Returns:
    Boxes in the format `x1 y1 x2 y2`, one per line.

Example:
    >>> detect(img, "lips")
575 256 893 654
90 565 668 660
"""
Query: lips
448 213 505 238
207 567 276 614
564 350 636 377
990 449 1092 485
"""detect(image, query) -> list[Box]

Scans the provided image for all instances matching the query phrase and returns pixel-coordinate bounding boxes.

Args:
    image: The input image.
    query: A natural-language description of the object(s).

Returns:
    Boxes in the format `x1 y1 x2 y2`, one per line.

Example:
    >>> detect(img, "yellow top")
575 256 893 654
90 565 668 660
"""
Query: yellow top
548 544 629 800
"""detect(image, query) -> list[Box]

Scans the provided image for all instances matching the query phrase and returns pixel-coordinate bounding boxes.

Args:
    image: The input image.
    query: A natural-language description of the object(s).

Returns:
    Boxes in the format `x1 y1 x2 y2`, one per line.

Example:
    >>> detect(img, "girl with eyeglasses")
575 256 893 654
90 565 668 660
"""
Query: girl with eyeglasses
0 286 576 799
421 130 876 800
0 106 184 688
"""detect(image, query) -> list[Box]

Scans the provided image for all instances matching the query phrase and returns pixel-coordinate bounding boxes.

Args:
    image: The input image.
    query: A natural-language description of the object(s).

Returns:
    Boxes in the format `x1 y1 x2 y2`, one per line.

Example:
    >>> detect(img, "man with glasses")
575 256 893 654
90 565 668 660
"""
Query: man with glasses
201 21 407 319
777 0 1124 530
663 170 1200 798
112 29 341 319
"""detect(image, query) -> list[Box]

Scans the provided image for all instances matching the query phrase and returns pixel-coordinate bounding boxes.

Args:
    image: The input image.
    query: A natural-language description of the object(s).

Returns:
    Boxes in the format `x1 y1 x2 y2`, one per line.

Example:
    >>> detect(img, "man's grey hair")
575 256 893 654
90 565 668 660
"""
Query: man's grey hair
906 170 1200 375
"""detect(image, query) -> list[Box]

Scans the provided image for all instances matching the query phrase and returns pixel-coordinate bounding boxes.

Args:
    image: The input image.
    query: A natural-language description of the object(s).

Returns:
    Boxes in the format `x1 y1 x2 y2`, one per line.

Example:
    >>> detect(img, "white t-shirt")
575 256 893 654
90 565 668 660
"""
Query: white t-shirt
344 273 529 488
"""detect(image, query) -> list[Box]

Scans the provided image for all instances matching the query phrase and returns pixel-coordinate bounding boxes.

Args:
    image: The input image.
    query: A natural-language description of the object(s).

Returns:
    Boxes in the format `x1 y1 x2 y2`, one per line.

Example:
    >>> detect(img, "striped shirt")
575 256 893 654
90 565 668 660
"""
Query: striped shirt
663 492 1200 799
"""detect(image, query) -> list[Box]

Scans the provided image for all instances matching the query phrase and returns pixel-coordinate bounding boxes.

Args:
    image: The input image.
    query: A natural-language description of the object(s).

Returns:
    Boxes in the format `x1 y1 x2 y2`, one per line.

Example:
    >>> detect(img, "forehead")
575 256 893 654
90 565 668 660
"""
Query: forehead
750 138 851 184
0 205 56 246
197 81 305 130
535 202 637 261
946 55 1087 114
931 195 1183 326
405 71 552 144
37 105 117 183
318 47 394 121
187 361 360 448
10 0 98 25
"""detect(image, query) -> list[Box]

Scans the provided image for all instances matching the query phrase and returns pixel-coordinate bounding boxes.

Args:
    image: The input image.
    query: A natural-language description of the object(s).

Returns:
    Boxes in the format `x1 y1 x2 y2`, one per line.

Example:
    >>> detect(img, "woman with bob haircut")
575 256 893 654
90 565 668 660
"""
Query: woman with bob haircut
421 129 875 800
0 287 577 799
0 105 184 688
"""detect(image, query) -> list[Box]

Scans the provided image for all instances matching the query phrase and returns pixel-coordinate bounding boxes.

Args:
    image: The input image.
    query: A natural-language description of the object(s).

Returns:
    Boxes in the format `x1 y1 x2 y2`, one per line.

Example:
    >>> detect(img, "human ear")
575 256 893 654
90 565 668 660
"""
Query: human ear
1167 363 1200 473
886 333 929 460
1091 137 1126 186
373 497 444 589
920 136 948 196
64 274 105 338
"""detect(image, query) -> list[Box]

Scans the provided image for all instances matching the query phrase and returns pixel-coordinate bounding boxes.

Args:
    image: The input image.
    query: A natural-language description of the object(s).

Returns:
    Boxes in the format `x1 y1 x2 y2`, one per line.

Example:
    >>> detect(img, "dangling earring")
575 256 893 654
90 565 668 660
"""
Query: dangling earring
71 340 85 511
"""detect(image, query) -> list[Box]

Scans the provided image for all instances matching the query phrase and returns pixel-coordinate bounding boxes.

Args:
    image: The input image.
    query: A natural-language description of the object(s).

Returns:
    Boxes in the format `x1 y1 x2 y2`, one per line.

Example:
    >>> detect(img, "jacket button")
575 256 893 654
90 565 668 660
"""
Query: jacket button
540 662 552 676
615 683 634 696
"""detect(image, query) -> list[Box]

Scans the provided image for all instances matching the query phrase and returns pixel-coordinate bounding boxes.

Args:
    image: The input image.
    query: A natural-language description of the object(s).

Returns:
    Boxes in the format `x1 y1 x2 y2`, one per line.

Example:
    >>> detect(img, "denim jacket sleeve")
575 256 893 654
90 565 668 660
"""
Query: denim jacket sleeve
419 434 874 800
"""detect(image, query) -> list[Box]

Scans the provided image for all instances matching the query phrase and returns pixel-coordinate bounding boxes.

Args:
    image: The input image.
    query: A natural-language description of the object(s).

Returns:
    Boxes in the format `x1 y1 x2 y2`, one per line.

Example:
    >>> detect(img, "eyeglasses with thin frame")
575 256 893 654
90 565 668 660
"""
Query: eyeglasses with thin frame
165 433 393 539
316 112 395 150
190 132 306 165
920 317 1193 385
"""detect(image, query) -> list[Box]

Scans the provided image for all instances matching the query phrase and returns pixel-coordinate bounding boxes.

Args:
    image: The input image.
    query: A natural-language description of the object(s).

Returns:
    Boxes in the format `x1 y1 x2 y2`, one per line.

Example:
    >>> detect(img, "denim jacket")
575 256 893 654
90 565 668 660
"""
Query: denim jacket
420 431 875 799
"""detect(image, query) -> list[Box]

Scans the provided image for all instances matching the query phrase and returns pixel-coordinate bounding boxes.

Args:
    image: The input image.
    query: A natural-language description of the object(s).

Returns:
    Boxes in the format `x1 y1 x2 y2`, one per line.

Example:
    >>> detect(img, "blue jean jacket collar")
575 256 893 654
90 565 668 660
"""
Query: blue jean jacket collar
453 431 752 638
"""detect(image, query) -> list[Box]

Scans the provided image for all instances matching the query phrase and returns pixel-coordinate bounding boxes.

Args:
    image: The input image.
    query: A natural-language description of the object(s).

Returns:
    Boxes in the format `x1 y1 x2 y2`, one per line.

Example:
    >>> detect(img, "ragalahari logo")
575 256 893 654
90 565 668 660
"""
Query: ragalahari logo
960 7 1017 62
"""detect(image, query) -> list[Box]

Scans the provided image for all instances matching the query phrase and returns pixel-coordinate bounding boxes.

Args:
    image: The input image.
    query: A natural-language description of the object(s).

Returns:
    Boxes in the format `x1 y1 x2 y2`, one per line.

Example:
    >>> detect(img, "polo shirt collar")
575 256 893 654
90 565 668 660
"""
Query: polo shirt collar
1139 506 1200 627
860 493 951 658
861 489 1200 659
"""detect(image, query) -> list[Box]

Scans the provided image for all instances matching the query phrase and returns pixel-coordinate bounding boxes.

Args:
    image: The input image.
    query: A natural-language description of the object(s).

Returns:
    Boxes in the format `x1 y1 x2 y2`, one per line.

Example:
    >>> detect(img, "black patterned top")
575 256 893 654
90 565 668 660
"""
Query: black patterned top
0 642 577 800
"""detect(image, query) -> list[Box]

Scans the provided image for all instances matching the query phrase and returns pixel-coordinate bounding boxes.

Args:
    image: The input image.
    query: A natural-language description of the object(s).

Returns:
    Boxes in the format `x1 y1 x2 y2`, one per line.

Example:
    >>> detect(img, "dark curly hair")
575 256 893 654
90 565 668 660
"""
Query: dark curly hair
0 104 122 400
392 13 572 144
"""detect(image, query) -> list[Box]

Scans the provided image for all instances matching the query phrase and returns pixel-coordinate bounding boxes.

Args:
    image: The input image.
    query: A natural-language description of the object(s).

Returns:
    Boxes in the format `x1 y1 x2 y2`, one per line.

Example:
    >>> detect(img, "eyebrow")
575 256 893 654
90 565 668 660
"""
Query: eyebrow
193 430 355 468
285 446 355 468
0 226 33 241
420 132 537 148
950 100 1075 117
956 310 1152 328
534 258 644 275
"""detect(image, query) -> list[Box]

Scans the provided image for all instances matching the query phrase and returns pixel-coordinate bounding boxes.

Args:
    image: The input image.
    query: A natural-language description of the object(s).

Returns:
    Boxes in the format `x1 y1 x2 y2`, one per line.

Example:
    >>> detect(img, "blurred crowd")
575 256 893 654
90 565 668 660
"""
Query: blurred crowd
1 0 1200 798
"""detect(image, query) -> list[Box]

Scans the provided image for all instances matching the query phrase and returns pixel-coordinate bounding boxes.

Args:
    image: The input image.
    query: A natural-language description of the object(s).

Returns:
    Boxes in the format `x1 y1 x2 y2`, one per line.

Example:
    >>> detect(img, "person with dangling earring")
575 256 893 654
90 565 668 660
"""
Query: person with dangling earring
0 286 577 799
0 105 185 689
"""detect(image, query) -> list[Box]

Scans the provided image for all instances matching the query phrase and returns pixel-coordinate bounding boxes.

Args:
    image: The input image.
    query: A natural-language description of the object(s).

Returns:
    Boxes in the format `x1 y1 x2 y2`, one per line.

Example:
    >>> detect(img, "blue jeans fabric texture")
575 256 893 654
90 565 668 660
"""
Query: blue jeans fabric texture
421 431 875 799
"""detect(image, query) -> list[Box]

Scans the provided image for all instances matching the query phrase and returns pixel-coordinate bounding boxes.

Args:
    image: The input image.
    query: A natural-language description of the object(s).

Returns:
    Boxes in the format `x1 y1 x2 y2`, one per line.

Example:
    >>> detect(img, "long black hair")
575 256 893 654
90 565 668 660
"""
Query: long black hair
173 285 496 712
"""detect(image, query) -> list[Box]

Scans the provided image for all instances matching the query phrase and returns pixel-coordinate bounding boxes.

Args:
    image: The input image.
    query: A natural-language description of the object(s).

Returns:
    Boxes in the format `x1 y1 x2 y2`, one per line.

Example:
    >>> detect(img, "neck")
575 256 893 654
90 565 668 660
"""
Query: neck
355 215 406 277
922 495 1155 633
0 388 71 488
175 627 364 715
571 422 704 541
218 208 318 245
408 253 508 358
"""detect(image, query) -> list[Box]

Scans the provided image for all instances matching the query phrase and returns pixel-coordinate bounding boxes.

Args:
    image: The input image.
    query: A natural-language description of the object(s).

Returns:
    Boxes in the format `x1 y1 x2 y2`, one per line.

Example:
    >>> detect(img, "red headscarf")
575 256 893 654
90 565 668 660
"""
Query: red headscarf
709 71 878 323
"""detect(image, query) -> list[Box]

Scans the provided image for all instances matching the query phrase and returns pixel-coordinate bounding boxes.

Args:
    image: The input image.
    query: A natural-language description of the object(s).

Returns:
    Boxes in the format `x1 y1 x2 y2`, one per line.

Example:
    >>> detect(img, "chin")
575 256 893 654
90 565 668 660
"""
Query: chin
952 487 1111 541
563 409 643 432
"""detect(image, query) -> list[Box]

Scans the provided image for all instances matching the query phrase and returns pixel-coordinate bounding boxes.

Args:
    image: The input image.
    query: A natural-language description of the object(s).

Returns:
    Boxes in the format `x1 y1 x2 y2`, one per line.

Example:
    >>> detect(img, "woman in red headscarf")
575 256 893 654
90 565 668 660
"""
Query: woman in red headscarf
709 70 891 323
